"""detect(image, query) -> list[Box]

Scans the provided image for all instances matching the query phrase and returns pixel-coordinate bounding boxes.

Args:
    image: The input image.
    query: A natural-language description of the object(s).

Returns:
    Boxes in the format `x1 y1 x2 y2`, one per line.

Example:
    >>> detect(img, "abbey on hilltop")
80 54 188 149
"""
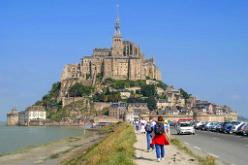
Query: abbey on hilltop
60 7 160 97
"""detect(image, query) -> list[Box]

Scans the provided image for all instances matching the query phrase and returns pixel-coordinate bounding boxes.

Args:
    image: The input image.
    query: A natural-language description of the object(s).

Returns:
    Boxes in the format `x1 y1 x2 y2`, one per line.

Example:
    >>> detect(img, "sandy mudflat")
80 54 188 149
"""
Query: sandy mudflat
0 131 104 165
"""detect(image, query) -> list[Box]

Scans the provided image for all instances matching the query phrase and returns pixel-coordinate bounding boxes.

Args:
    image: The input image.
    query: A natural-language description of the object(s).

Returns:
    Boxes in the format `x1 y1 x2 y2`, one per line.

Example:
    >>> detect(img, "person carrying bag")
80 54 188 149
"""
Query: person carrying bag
151 116 170 162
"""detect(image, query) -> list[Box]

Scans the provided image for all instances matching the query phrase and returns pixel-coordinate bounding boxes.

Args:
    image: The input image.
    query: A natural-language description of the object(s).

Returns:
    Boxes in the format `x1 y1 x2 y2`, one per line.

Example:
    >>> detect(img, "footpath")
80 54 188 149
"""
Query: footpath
134 132 199 165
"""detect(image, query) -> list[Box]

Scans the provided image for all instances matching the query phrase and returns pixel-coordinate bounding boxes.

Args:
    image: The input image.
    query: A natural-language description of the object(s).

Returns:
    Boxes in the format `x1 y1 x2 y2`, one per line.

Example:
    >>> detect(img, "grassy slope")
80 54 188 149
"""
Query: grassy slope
65 122 136 165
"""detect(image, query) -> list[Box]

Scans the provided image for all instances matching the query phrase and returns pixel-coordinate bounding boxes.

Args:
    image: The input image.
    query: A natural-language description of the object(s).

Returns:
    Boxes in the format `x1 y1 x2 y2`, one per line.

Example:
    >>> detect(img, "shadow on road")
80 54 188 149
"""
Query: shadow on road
135 156 154 161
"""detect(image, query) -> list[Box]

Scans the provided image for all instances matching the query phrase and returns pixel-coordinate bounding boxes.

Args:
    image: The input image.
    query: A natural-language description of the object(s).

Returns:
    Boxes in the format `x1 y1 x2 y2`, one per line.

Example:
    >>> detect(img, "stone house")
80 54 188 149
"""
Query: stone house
157 99 168 110
120 90 131 99
109 102 128 120
25 106 46 125
157 87 165 96
194 100 214 114
126 103 149 122
18 111 25 126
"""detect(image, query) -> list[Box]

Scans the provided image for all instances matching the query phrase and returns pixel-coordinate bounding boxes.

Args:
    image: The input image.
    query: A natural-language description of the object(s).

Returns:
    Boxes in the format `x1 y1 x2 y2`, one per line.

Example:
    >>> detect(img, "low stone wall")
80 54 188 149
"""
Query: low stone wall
141 114 193 122
141 113 238 122
62 97 86 107
194 113 238 122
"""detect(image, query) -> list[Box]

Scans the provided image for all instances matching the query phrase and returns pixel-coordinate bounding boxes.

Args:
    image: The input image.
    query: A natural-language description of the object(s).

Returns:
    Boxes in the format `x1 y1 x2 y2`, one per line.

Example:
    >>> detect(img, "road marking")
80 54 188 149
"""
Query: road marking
207 153 219 158
193 146 201 151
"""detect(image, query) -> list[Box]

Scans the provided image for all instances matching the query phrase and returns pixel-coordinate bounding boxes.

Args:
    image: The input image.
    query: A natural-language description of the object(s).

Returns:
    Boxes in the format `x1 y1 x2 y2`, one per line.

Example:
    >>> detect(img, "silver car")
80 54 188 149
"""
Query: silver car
176 122 195 135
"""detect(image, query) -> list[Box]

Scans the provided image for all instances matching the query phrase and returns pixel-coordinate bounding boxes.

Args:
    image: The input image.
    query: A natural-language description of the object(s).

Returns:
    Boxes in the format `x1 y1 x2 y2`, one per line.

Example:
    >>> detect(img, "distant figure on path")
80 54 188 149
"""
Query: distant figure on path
139 118 147 134
152 116 170 162
145 121 154 152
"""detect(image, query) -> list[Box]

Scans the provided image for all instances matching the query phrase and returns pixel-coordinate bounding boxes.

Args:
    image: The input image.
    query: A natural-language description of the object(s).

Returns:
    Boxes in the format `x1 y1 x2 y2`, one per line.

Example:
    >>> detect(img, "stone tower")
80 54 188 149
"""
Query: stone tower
7 107 19 126
111 4 123 56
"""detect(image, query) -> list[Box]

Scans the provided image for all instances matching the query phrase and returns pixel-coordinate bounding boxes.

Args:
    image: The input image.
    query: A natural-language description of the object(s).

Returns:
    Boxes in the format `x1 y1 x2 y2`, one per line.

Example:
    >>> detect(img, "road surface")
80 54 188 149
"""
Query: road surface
172 128 248 165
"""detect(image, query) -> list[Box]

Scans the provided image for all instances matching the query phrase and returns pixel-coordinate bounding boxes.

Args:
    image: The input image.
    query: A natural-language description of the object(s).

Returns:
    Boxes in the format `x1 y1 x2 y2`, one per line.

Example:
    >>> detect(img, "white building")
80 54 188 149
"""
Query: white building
25 106 46 123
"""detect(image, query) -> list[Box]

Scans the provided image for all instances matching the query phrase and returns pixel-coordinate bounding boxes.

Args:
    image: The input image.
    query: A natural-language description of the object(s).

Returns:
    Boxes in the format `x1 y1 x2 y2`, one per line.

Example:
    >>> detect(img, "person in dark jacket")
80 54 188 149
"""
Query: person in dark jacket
145 121 154 152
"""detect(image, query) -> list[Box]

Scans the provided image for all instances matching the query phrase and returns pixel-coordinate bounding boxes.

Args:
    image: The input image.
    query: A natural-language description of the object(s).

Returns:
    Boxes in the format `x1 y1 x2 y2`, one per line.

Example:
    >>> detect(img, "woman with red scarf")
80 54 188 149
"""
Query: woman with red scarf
151 116 170 162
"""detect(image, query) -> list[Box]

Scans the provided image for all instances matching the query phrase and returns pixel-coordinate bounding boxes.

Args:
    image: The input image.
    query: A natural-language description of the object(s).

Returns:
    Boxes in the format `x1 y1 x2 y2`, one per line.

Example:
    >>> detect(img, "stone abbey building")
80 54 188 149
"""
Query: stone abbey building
60 9 160 97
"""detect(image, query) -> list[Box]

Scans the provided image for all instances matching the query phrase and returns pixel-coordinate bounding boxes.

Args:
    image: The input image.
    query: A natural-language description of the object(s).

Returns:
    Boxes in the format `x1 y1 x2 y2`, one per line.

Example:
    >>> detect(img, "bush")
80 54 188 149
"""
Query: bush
68 83 93 97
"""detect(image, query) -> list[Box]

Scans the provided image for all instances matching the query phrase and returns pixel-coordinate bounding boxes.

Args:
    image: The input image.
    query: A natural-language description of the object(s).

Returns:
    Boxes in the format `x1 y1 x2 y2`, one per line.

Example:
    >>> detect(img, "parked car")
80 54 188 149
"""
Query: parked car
202 122 214 131
209 122 219 132
219 122 231 133
231 121 244 133
223 123 234 134
216 122 224 132
176 122 195 135
194 121 205 129
241 123 248 136
236 123 247 135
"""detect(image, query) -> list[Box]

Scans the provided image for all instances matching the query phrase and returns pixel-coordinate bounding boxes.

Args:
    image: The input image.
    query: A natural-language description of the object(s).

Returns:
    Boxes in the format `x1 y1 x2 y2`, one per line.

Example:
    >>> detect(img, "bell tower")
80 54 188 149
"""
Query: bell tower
111 4 123 56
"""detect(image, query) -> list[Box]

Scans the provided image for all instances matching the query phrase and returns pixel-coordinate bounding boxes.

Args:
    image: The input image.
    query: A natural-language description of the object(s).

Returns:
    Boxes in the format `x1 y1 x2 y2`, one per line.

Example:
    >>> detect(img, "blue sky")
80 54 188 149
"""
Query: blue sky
0 0 248 121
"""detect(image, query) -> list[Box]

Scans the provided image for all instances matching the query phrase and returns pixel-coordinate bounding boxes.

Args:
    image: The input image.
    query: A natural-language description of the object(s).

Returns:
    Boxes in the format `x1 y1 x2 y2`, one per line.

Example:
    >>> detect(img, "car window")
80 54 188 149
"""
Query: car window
180 123 192 127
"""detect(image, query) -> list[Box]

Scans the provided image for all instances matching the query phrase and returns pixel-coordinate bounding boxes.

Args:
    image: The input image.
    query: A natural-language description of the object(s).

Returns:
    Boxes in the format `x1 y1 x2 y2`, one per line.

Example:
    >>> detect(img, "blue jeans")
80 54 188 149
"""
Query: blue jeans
155 144 165 159
146 132 154 151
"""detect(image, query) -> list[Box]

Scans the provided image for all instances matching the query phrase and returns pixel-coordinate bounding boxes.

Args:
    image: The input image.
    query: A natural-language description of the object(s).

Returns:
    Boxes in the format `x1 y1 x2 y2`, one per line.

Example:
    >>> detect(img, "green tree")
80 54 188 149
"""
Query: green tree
157 81 168 90
146 96 157 111
68 83 92 97
179 88 191 99
141 85 157 97
49 82 61 97
34 82 62 109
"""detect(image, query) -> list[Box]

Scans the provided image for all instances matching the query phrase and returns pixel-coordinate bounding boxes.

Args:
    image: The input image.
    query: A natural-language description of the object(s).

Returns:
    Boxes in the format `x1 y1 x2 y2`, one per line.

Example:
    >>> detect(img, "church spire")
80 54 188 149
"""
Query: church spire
112 2 123 56
114 4 121 37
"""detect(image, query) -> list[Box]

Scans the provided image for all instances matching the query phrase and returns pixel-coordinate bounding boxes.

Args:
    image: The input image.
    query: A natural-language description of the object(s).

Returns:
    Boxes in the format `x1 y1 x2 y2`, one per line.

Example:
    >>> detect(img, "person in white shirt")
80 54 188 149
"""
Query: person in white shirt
139 118 147 134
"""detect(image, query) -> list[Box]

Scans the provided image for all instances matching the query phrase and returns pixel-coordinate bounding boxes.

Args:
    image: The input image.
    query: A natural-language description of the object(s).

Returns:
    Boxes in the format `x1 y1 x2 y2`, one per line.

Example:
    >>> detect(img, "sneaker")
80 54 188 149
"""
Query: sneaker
161 157 164 160
157 158 161 162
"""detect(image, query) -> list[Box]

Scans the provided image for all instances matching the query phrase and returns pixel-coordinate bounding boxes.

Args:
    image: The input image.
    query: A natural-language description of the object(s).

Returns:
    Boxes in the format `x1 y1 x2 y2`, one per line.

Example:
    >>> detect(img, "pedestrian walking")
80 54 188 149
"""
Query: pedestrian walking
151 116 170 162
145 121 154 152
139 118 147 134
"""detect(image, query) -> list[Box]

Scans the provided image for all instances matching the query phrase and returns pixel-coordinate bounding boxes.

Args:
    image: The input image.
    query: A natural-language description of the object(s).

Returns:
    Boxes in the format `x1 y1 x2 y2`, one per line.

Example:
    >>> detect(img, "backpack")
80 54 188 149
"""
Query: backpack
145 124 153 133
154 122 165 135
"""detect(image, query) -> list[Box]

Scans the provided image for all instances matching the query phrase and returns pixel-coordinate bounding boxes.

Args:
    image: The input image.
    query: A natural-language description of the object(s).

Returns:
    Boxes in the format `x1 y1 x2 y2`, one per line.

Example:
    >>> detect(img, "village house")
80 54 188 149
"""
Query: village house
18 111 25 126
193 100 214 114
157 99 168 110
25 106 46 126
126 103 149 122
109 102 128 120
120 90 131 99
156 87 165 96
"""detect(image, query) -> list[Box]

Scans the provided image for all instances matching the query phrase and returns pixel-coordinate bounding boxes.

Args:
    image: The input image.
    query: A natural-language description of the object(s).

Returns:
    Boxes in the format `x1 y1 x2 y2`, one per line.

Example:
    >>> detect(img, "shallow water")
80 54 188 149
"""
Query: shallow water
0 124 83 154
